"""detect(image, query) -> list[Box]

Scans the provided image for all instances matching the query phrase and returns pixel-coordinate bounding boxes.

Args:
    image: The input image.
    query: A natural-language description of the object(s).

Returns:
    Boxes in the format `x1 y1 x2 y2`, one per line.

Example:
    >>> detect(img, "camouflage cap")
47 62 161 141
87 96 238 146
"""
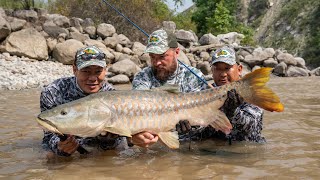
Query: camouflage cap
145 29 178 54
211 46 239 66
75 45 106 70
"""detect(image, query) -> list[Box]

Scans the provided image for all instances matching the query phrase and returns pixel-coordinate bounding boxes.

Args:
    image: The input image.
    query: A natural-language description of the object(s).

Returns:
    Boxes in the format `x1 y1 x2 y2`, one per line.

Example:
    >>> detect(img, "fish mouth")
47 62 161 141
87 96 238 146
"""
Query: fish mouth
36 115 63 135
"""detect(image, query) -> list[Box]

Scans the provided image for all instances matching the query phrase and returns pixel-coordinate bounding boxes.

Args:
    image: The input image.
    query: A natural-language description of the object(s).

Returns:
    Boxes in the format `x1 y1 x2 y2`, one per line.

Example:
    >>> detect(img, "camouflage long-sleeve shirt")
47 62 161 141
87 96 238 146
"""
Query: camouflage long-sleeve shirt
180 86 266 143
132 63 207 92
40 77 126 156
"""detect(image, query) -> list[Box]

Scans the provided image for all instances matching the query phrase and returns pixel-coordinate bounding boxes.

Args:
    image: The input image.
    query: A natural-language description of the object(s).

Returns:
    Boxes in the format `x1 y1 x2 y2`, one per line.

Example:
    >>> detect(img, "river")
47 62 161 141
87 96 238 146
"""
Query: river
0 76 319 179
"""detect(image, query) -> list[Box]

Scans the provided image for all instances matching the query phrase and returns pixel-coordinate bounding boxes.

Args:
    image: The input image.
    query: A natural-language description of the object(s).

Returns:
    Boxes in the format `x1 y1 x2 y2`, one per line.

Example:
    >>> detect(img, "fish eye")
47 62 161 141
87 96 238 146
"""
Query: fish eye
60 110 67 115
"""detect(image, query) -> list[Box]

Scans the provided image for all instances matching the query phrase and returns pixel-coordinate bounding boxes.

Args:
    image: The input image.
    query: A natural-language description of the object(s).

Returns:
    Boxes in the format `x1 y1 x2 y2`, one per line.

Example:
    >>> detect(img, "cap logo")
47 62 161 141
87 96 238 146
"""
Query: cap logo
83 48 97 55
215 49 230 58
148 35 160 44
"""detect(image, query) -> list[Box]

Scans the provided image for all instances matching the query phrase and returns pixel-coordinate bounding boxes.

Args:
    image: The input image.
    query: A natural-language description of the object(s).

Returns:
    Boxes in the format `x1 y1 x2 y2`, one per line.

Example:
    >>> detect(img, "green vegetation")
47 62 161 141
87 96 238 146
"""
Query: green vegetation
191 0 255 46
0 0 48 9
303 4 320 68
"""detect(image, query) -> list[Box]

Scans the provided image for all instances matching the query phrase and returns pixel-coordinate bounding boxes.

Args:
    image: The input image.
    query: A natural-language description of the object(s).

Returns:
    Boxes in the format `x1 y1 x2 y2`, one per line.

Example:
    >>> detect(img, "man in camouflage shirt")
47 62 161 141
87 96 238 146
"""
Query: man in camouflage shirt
178 46 265 143
40 46 127 156
131 29 207 147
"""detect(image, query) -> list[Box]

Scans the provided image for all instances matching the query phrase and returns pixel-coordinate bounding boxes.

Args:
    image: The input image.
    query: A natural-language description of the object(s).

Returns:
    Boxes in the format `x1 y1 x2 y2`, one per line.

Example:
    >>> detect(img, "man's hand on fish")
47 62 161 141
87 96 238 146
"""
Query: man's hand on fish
57 135 79 155
176 120 192 135
131 132 159 148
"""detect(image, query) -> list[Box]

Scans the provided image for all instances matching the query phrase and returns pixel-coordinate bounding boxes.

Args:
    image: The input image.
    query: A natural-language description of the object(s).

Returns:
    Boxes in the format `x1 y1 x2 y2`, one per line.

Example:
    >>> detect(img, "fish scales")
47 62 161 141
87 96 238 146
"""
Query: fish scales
37 68 284 149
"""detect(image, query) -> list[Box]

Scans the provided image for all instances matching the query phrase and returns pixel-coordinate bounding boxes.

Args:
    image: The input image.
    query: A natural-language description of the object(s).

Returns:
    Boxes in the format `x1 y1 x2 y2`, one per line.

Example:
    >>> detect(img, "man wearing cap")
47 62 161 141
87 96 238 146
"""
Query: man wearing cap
179 46 266 143
130 29 207 147
40 45 126 156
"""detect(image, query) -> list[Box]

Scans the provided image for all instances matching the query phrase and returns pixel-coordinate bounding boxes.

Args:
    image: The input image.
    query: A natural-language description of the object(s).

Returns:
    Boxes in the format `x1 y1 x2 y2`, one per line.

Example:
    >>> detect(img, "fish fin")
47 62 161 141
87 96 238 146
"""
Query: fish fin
210 110 232 135
239 67 284 112
153 84 180 94
158 131 180 149
104 127 132 137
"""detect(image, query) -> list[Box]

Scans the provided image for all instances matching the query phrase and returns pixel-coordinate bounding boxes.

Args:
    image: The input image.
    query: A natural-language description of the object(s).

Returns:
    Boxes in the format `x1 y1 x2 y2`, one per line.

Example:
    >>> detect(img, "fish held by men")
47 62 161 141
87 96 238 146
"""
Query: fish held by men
37 67 284 149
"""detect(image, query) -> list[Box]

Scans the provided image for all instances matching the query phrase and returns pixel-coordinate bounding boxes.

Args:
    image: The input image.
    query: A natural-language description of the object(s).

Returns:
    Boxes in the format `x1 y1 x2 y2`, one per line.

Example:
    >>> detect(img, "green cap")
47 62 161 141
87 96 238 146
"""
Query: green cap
145 29 178 54
75 46 106 70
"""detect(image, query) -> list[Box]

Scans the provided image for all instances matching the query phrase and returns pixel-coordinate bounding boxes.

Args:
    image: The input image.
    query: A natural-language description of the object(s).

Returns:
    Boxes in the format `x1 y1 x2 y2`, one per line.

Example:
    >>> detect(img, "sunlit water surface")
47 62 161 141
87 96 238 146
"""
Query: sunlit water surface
0 77 319 179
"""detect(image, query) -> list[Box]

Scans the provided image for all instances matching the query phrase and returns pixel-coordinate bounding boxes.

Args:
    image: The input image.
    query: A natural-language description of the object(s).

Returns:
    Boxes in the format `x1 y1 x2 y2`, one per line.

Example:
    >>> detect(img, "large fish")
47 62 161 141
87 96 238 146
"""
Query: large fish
37 68 284 149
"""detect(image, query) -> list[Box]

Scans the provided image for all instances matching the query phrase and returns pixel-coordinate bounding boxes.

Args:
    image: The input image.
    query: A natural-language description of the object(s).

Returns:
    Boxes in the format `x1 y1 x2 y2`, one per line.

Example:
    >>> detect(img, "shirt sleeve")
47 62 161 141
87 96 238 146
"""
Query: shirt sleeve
231 103 266 143
183 67 208 92
132 71 152 90
39 86 70 156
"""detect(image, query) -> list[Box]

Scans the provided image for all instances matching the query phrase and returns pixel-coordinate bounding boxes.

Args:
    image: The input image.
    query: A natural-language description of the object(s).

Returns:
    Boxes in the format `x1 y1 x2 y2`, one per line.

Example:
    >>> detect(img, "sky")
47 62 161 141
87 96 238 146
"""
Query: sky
165 0 194 13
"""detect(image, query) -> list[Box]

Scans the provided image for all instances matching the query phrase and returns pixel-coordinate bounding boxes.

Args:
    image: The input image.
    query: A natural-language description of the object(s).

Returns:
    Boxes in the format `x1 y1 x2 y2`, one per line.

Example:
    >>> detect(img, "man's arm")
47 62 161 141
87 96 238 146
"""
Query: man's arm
40 88 79 156
132 69 152 90
230 103 266 143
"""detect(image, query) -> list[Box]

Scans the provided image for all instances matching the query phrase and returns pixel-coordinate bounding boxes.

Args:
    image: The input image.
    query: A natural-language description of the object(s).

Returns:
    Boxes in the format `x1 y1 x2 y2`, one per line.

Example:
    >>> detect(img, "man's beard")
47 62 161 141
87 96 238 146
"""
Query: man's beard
152 61 178 81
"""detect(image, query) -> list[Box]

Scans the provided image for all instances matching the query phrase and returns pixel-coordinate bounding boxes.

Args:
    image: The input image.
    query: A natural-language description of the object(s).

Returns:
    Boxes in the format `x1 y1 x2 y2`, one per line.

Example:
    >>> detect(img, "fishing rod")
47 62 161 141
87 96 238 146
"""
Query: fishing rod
101 0 213 88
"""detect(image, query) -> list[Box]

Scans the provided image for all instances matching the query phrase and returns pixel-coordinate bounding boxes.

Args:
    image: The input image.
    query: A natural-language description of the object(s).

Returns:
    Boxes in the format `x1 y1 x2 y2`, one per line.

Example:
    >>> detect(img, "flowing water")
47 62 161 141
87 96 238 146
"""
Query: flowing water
0 77 319 179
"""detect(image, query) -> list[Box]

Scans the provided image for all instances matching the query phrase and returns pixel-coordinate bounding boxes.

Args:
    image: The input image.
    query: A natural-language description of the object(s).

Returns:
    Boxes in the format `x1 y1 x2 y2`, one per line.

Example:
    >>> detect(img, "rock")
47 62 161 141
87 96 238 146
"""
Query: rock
84 26 96 39
70 17 83 33
0 15 11 41
13 9 38 22
178 50 191 66
107 74 130 84
2 28 48 60
311 67 320 76
52 39 84 64
277 52 297 66
162 21 176 32
7 17 26 31
199 33 220 45
273 62 287 76
108 59 141 78
118 34 131 47
104 35 119 49
294 57 306 68
196 61 211 75
199 51 210 61
97 23 116 39
131 42 146 56
263 58 278 68
217 32 244 45
286 66 309 77
69 31 89 43
46 14 70 28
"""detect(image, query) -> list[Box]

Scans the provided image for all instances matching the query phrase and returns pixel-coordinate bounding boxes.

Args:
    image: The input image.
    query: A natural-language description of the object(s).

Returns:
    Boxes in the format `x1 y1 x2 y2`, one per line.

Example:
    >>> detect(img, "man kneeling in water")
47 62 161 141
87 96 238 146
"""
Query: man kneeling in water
177 46 266 143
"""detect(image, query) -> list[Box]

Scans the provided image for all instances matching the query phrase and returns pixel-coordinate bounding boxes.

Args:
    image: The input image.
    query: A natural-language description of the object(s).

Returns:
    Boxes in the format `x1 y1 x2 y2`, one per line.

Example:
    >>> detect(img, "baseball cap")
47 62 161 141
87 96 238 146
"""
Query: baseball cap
145 29 178 54
211 46 239 66
75 45 106 70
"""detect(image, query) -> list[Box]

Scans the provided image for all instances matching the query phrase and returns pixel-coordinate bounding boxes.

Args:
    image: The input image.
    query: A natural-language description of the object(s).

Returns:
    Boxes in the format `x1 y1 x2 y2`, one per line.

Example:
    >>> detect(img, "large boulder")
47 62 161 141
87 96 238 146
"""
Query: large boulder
97 23 116 39
199 33 220 45
108 59 141 79
12 9 38 22
286 66 309 77
131 42 146 56
7 17 26 32
107 74 130 84
52 39 84 64
277 52 297 66
46 14 70 28
2 28 48 60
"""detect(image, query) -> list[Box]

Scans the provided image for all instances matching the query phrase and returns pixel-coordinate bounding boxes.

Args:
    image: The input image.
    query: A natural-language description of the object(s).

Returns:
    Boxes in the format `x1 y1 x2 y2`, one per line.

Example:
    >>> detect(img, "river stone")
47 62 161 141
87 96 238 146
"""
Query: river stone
52 39 84 65
3 28 48 60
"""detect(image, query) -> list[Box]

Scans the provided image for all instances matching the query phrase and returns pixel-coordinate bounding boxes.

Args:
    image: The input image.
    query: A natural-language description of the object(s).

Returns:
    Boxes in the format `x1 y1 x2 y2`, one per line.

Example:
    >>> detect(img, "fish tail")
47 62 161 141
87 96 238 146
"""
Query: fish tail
238 67 284 112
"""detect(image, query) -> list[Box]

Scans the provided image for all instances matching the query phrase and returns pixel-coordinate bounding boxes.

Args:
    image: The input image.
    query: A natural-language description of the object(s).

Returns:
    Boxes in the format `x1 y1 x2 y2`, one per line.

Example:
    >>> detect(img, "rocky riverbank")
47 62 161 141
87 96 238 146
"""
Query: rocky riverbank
0 8 320 90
